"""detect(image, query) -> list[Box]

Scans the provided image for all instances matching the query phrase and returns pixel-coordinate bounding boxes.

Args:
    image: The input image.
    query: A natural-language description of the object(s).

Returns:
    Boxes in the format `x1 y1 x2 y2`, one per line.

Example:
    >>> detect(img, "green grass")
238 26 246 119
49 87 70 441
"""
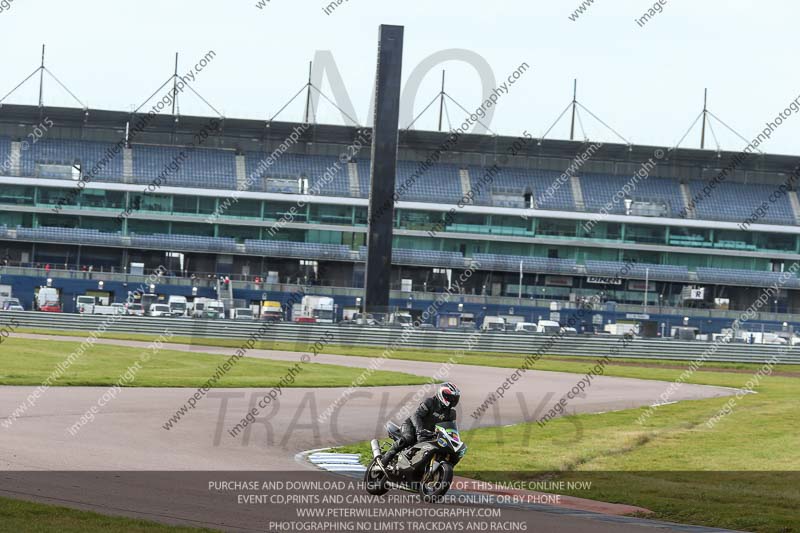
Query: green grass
330 354 800 532
10 328 800 531
0 337 427 388
0 496 213 532
16 326 800 376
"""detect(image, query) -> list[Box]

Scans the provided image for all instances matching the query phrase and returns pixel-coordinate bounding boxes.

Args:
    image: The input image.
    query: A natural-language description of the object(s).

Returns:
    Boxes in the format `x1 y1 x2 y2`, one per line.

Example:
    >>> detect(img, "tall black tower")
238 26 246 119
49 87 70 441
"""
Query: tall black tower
364 25 404 313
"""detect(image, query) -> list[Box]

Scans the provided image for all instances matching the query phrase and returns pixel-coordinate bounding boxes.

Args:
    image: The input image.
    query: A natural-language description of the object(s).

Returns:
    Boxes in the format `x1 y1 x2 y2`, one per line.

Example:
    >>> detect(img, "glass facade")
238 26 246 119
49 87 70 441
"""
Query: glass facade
0 185 797 271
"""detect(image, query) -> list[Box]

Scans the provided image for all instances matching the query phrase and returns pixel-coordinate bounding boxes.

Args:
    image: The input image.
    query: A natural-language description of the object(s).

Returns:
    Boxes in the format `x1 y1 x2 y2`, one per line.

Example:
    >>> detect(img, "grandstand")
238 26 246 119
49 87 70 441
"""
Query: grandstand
1 103 799 330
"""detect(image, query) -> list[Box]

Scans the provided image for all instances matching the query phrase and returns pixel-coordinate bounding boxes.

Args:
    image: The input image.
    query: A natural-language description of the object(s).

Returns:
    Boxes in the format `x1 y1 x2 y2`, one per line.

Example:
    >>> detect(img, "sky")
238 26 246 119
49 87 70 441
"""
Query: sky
1 0 799 156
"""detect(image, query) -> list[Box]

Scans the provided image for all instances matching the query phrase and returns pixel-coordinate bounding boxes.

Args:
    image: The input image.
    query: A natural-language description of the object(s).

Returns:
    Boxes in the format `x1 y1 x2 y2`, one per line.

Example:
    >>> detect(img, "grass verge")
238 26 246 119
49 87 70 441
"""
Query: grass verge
0 496 212 532
9 328 800 531
0 337 427 388
333 359 800 532
15 326 800 376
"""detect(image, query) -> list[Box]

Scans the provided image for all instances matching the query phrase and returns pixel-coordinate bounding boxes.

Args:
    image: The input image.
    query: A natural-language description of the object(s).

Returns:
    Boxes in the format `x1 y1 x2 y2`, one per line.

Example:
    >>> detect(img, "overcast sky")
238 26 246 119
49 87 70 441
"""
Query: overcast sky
1 0 798 155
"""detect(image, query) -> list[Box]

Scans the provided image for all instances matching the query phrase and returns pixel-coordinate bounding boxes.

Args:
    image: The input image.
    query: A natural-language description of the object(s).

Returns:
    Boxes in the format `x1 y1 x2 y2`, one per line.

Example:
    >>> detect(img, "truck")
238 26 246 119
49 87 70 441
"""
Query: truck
390 312 412 327
604 322 638 336
192 298 225 319
481 316 506 332
76 295 96 314
0 284 14 309
259 300 284 322
537 320 562 335
140 294 160 311
348 312 378 326
292 296 335 324
36 287 61 313
76 295 125 315
2 298 23 311
148 303 173 317
231 308 255 320
168 295 188 318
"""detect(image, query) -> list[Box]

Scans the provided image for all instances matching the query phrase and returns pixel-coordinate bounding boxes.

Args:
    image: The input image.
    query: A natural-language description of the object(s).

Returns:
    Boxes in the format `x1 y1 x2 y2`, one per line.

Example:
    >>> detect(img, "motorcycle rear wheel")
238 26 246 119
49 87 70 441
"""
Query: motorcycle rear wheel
419 462 453 501
364 458 390 496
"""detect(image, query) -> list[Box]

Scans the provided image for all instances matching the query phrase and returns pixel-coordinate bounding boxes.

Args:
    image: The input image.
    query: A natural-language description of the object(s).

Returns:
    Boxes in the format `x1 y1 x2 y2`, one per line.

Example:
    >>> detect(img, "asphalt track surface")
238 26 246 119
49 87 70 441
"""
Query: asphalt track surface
0 334 740 532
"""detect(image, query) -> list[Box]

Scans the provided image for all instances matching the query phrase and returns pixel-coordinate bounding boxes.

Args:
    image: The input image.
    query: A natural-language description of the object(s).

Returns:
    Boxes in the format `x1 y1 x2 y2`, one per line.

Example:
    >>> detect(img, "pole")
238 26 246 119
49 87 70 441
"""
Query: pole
644 267 650 313
518 260 523 300
172 52 179 115
437 70 445 132
700 88 708 149
304 61 313 123
569 79 577 141
38 44 45 108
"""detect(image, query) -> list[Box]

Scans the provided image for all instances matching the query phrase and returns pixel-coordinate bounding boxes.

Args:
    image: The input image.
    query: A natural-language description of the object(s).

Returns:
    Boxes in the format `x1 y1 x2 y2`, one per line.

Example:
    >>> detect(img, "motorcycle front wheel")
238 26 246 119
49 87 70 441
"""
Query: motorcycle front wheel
364 458 390 496
419 462 453 501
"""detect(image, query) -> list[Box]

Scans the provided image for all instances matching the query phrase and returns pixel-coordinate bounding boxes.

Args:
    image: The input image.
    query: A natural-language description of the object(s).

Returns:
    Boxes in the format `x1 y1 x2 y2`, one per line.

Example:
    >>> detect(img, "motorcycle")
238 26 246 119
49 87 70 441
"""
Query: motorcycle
364 420 467 499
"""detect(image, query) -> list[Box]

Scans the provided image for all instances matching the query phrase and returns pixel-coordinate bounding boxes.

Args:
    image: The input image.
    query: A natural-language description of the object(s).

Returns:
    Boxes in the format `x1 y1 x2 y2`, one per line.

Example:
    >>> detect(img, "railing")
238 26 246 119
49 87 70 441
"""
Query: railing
3 265 800 322
1 311 797 365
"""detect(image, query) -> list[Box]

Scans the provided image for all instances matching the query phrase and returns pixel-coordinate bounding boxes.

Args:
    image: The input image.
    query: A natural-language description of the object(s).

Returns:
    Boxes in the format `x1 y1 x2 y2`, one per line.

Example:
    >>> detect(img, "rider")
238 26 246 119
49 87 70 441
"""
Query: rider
378 382 461 469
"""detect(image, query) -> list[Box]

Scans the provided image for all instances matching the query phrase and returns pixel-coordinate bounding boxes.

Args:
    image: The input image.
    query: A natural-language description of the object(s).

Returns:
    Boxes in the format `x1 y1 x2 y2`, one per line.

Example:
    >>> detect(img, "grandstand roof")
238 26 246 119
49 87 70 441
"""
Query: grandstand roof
0 103 798 184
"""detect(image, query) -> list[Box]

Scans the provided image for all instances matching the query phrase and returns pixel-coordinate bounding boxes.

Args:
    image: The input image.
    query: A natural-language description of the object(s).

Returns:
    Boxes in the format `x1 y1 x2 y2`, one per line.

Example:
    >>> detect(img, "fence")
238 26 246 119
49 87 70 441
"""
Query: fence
1 311 797 365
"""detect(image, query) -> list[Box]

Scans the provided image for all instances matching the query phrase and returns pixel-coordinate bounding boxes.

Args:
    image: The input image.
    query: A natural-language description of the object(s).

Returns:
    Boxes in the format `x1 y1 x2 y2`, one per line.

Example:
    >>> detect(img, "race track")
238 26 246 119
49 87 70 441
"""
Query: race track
0 334 740 532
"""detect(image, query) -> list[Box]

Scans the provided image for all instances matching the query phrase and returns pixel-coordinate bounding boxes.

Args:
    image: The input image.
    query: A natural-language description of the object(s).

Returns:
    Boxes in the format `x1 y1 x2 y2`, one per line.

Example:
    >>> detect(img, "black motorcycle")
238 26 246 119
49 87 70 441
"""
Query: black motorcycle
365 420 467 499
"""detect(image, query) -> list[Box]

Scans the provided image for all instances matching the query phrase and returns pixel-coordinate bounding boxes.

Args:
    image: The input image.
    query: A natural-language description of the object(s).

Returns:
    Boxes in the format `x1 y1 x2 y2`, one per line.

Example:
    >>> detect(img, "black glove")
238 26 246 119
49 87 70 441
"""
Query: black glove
417 429 435 441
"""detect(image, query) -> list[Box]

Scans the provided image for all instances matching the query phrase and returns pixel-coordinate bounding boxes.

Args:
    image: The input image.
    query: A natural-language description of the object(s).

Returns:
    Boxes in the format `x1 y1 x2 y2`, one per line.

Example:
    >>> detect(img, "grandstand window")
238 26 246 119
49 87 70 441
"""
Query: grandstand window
38 214 78 229
173 196 199 215
309 204 350 225
488 241 531 256
38 188 77 207
79 189 124 210
577 221 622 240
130 193 170 213
80 216 121 233
492 215 529 230
395 236 437 250
265 228 304 242
264 201 306 222
0 212 31 227
226 199 261 219
625 224 667 245
198 197 216 215
576 247 618 262
538 218 577 238
128 220 166 235
219 225 259 240
754 232 794 252
341 232 365 249
398 210 436 230
307 229 342 245
172 222 214 237
665 253 706 269
621 251 661 264
354 207 368 226
0 185 34 206
709 255 770 271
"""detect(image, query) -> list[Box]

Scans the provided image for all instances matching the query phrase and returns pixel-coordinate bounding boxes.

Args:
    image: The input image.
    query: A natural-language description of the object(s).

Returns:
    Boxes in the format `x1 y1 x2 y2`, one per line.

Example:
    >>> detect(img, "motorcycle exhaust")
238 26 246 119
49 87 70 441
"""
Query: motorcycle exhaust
370 439 381 458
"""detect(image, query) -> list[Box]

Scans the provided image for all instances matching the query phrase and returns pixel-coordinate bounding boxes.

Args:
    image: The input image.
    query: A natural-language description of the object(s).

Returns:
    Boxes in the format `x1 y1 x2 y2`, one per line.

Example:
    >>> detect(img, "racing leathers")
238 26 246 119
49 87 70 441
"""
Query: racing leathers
380 396 457 465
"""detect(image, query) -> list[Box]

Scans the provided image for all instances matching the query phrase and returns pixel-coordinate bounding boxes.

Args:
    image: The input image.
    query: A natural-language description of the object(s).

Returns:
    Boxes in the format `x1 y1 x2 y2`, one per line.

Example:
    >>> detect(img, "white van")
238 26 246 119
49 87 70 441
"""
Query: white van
514 322 539 333
231 308 254 320
76 295 96 314
537 320 562 334
148 304 172 317
168 295 188 317
481 316 506 332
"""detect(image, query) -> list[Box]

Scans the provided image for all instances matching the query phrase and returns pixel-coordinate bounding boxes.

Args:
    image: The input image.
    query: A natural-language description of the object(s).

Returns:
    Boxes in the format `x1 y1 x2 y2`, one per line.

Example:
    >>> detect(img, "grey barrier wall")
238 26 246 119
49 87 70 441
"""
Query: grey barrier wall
0 311 797 365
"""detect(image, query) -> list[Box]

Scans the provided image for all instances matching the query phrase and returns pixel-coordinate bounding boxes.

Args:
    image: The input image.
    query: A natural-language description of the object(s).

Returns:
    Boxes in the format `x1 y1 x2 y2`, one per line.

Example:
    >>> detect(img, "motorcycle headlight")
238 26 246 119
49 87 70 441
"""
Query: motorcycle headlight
458 445 468 458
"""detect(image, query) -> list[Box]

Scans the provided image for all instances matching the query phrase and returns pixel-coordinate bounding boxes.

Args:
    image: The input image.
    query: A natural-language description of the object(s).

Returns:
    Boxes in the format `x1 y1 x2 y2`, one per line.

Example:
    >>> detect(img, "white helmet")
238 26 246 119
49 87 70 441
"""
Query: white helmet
436 382 461 408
